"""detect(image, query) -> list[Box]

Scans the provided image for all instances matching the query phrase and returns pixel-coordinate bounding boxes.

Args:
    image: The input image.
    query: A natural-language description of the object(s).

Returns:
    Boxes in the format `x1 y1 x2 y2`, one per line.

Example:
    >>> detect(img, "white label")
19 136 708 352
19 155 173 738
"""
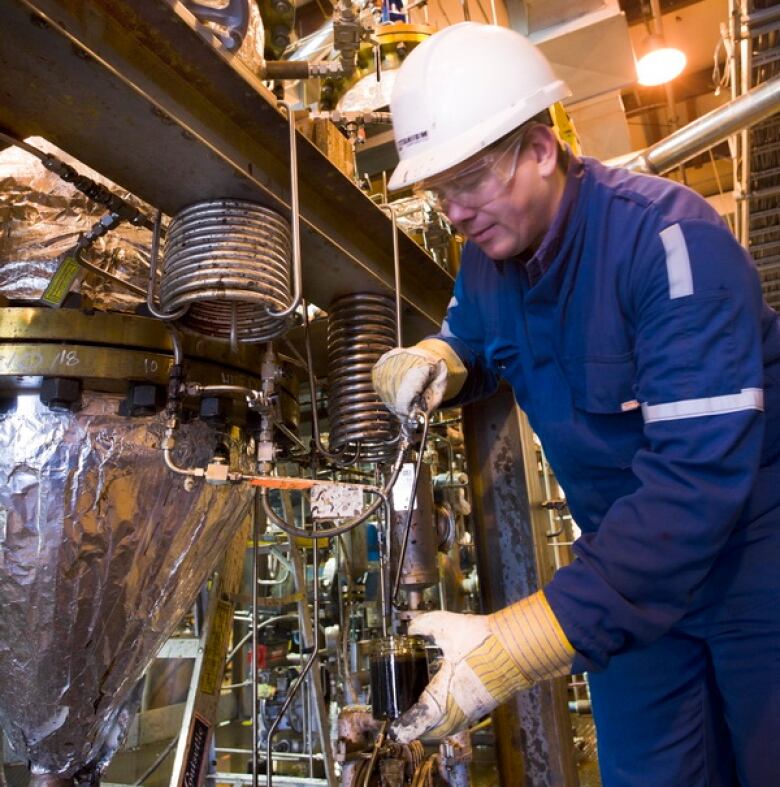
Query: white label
392 463 418 512
310 484 364 520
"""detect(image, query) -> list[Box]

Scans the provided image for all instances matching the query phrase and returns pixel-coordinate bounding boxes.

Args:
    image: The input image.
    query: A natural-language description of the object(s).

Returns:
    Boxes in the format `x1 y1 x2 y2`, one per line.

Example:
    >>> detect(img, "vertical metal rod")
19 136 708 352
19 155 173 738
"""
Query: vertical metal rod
377 496 391 637
310 537 320 780
265 546 321 787
266 516 336 786
361 719 388 787
252 491 260 787
380 203 403 347
146 209 187 321
391 207 402 347
269 102 302 318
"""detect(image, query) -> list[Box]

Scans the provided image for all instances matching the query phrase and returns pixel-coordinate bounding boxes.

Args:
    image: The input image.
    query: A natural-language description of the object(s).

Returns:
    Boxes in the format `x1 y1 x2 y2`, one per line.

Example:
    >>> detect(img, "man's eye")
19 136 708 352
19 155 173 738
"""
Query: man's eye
452 171 486 192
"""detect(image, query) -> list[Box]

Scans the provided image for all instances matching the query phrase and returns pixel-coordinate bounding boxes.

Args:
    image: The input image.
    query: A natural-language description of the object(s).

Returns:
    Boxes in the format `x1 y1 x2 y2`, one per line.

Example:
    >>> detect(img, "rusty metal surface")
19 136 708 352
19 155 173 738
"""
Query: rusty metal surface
463 386 579 787
0 307 270 393
0 0 452 340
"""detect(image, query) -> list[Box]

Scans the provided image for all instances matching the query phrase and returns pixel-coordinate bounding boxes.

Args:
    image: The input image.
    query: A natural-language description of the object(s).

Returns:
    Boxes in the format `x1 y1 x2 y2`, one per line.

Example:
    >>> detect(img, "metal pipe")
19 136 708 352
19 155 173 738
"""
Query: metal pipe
209 775 327 786
623 73 780 175
263 61 312 80
743 5 780 30
378 498 392 636
287 535 337 786
252 491 260 787
260 448 407 540
268 103 303 319
74 248 147 297
227 614 297 662
362 720 388 787
184 383 264 402
303 300 359 466
131 734 179 786
169 327 185 366
326 293 401 462
147 209 188 320
162 441 205 479
266 537 322 787
380 204 403 347
216 748 324 761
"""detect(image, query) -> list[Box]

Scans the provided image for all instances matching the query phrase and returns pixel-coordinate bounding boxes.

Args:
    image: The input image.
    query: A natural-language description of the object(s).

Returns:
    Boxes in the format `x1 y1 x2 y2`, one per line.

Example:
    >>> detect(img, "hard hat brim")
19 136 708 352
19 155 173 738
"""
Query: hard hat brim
388 80 571 191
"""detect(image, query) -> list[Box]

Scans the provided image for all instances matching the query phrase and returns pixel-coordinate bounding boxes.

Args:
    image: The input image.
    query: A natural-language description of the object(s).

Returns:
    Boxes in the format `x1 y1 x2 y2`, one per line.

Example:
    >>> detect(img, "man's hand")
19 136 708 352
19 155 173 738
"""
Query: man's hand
371 338 467 419
390 591 574 743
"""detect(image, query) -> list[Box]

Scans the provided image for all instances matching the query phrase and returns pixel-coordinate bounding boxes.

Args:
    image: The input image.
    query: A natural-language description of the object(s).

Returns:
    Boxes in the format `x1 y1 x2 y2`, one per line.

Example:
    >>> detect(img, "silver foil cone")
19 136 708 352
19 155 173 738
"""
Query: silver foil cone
0 392 253 778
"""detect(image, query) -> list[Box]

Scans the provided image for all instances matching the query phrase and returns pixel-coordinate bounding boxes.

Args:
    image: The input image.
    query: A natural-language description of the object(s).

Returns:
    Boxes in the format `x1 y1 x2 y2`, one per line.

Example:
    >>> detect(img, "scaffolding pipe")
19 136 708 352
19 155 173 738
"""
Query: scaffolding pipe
622 73 780 175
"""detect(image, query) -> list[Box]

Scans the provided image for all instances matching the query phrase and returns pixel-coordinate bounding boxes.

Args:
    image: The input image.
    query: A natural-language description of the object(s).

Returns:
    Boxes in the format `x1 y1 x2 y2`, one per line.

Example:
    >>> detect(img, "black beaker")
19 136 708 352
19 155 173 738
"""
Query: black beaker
369 634 430 721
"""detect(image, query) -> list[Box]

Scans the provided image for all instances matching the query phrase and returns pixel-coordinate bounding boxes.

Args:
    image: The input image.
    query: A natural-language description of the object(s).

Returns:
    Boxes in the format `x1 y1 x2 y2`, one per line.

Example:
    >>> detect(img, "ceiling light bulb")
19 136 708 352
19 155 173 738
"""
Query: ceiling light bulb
636 36 686 86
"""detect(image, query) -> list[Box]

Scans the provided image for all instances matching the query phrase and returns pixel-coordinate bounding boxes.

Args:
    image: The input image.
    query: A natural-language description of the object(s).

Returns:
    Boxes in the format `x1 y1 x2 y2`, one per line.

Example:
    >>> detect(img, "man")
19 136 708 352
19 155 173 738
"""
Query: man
371 21 780 786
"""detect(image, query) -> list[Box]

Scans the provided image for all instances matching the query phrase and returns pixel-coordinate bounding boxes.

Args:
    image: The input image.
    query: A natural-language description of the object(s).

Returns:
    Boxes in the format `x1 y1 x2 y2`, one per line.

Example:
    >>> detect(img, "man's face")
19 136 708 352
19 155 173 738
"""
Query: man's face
419 126 564 259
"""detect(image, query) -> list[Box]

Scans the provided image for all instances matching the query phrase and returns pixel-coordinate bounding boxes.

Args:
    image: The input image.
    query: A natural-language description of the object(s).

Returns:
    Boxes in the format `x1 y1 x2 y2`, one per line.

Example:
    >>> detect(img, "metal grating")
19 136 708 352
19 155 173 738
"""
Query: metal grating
736 0 780 310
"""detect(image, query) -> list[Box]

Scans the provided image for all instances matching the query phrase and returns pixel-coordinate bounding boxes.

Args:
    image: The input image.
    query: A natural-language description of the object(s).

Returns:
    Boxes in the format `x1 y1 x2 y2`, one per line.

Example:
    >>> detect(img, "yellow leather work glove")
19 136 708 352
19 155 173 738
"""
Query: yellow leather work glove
390 591 574 743
371 338 467 419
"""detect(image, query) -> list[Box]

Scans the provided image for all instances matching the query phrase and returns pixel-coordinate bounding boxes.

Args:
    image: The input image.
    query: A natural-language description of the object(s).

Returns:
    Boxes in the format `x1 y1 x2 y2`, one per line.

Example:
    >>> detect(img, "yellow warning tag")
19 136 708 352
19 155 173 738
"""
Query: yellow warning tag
41 255 81 308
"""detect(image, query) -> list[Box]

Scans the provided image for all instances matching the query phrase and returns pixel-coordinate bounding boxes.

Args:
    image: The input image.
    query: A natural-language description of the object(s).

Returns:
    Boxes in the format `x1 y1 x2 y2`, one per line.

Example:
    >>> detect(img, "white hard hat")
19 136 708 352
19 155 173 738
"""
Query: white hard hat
388 22 571 191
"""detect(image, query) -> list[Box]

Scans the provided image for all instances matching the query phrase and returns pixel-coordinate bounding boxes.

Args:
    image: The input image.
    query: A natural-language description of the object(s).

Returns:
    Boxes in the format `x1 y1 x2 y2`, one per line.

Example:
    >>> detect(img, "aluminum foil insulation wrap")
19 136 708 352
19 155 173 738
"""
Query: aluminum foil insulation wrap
0 392 253 778
160 199 292 342
327 293 399 462
0 139 151 311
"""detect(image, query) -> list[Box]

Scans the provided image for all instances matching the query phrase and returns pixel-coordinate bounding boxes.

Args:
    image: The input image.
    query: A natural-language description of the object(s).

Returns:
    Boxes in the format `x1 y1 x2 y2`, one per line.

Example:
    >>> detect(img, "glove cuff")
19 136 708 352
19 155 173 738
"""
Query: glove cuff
488 590 574 684
417 338 467 400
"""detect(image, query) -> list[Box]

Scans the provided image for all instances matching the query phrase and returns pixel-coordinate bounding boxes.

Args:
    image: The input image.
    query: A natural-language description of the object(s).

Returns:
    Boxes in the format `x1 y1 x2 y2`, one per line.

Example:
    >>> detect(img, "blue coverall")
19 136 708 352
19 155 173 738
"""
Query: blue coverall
436 155 780 785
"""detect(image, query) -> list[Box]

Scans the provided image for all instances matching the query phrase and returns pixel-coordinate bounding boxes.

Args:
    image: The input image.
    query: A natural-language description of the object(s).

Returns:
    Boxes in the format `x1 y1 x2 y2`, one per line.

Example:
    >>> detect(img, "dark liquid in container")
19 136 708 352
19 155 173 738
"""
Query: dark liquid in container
369 651 429 720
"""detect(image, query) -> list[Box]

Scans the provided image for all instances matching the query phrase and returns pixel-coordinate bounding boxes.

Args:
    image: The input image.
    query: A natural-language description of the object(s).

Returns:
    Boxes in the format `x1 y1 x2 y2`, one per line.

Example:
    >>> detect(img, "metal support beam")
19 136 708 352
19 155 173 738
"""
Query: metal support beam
463 386 578 787
0 0 453 340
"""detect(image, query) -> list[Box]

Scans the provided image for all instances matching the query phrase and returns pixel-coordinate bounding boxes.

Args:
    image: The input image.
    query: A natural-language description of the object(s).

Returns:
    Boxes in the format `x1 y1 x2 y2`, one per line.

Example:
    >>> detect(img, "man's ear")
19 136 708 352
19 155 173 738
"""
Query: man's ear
526 125 561 178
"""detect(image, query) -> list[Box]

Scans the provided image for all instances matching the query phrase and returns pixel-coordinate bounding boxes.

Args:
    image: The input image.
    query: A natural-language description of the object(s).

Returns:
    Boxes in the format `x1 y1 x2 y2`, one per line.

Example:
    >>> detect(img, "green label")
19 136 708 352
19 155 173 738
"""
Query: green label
41 256 81 307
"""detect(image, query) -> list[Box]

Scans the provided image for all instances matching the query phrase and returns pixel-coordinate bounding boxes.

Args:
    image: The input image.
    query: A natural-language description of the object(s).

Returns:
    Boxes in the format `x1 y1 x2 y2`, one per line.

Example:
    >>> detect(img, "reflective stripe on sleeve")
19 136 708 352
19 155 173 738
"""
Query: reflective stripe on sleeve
439 296 458 338
440 319 454 338
660 224 694 299
641 388 764 423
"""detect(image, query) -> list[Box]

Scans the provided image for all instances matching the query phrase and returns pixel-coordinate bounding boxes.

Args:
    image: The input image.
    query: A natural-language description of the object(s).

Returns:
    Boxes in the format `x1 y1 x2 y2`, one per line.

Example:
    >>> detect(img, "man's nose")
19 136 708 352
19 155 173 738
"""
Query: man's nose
444 198 477 226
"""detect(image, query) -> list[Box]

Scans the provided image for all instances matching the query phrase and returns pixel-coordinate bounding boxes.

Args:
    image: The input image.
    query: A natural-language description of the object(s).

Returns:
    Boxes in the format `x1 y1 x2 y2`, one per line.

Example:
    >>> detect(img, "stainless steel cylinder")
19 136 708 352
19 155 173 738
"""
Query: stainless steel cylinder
160 199 292 342
326 293 399 462
391 463 438 590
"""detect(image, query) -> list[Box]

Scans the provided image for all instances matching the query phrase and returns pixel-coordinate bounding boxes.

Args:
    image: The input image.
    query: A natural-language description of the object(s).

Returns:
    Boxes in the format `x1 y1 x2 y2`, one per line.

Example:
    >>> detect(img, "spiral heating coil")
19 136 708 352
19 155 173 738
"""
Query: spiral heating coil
160 199 292 342
327 293 399 463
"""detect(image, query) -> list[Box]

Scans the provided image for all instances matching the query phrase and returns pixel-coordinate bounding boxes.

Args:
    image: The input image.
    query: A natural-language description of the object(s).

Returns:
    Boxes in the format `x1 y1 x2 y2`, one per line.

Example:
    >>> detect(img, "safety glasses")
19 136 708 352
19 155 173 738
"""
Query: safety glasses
415 125 531 214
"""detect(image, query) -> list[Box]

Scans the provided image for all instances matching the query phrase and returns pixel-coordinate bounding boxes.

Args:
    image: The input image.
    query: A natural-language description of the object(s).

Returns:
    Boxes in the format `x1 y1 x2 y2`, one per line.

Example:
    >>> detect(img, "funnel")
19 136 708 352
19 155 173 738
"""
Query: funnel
0 392 253 782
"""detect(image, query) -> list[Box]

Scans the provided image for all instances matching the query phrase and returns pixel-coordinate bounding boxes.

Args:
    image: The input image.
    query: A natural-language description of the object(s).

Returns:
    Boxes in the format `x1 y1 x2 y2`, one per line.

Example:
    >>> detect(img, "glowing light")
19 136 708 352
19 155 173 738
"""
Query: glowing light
636 37 686 87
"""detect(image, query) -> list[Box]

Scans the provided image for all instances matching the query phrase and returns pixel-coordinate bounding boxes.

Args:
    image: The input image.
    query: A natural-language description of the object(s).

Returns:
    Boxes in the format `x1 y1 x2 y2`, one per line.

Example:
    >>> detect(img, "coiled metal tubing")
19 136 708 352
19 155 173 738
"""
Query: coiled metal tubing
160 199 292 342
327 293 399 462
